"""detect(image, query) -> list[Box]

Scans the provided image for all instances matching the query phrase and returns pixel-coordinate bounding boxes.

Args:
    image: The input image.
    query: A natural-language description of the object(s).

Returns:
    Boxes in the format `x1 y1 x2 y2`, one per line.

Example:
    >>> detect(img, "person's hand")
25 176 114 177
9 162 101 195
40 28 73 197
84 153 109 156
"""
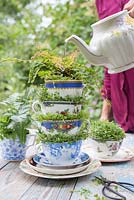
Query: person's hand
124 0 134 18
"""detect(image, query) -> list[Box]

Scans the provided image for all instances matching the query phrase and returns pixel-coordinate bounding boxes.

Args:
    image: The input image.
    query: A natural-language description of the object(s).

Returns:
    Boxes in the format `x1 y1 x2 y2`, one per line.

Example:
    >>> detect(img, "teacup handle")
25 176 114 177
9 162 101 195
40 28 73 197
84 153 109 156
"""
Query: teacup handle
32 101 42 113
35 143 45 156
26 134 36 150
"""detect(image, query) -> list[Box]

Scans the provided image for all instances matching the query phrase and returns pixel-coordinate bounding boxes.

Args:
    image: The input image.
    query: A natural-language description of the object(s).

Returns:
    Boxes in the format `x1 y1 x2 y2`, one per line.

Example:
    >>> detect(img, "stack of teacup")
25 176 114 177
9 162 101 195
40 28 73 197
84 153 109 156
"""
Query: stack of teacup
32 79 90 173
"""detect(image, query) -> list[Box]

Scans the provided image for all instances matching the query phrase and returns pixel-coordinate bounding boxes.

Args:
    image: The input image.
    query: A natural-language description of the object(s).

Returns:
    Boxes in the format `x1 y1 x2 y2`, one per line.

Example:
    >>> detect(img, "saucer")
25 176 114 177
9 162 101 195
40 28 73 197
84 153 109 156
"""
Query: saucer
99 148 134 162
83 147 134 163
20 159 101 179
33 152 90 168
26 156 91 175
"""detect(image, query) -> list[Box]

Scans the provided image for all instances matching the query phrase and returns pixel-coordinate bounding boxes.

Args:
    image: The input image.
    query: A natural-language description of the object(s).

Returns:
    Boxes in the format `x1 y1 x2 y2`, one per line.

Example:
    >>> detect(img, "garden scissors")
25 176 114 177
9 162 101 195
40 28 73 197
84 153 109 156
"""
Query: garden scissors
95 176 134 200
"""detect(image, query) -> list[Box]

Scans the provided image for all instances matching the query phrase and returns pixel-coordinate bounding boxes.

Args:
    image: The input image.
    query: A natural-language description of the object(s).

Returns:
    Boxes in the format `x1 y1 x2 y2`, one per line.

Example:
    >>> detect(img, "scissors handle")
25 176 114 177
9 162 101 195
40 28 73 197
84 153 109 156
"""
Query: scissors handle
103 183 126 200
95 177 134 199
117 182 134 192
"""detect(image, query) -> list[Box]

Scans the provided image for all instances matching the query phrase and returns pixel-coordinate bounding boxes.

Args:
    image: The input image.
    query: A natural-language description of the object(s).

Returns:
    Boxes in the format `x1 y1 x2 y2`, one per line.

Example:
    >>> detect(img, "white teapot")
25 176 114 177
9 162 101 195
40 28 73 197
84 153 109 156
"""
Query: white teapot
65 10 134 74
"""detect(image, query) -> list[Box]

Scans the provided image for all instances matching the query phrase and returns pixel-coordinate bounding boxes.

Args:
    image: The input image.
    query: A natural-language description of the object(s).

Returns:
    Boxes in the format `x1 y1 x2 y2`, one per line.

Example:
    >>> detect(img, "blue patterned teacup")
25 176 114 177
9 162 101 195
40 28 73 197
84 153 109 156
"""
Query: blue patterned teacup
0 134 36 161
45 80 84 98
41 120 82 135
36 140 82 165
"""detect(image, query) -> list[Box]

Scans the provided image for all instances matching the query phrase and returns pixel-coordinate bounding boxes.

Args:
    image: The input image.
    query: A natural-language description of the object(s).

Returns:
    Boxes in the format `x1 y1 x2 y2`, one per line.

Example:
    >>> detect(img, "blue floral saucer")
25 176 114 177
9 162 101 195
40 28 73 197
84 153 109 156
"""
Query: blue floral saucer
33 152 90 169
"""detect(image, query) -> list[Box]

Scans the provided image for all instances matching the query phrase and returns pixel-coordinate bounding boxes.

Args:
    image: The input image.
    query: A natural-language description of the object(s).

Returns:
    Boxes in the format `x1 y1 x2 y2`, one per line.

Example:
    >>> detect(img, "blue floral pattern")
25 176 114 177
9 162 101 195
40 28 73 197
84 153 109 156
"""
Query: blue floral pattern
33 151 90 167
0 138 27 160
36 140 82 165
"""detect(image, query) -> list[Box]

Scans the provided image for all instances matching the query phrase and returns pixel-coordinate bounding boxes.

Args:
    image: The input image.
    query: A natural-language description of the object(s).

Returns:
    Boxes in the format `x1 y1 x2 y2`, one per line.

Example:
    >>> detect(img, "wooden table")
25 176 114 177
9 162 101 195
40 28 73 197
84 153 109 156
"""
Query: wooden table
0 134 134 200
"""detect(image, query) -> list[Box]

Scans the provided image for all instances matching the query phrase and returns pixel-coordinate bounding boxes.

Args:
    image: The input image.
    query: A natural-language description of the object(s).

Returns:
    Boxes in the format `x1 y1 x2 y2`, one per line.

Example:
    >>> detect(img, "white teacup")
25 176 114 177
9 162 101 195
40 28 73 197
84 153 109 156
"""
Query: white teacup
89 139 123 159
32 101 82 114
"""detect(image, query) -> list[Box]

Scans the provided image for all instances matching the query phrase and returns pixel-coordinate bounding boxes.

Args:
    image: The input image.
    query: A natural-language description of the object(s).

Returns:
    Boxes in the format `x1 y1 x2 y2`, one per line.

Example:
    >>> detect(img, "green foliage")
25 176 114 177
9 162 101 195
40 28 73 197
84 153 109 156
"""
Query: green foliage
73 186 106 200
36 107 90 121
74 187 92 200
94 194 106 200
90 120 125 142
0 92 32 143
43 1 97 51
0 0 102 119
29 50 89 83
37 120 90 143
0 0 31 17
37 112 81 121
38 87 84 103
37 131 88 144
28 49 103 116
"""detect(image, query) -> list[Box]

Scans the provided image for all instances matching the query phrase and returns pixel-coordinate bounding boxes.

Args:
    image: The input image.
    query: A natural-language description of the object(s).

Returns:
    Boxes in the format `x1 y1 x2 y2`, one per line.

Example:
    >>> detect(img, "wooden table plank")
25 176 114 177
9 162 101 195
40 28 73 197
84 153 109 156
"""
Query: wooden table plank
54 178 77 200
70 160 134 200
19 178 77 200
0 162 38 200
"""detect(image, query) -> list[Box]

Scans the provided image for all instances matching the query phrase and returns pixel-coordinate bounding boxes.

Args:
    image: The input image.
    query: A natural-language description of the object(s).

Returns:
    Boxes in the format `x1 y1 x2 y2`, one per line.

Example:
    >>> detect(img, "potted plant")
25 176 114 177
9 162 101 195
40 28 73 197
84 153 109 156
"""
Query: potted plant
28 51 84 82
32 87 83 115
29 50 85 98
33 103 90 165
28 50 91 164
89 120 125 158
36 120 89 165
29 50 97 116
0 93 35 160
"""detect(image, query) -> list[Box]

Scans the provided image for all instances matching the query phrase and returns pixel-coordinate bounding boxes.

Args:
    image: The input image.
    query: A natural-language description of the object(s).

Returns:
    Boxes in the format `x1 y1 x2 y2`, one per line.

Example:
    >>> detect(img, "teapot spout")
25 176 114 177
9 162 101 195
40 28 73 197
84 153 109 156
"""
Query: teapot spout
65 35 109 66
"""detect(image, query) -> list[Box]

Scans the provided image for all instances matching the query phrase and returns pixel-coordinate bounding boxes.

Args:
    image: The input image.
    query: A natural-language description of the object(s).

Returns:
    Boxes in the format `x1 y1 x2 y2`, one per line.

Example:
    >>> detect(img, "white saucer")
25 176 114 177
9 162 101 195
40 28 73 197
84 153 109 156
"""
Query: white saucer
99 148 134 162
26 156 91 175
83 146 134 162
20 159 101 179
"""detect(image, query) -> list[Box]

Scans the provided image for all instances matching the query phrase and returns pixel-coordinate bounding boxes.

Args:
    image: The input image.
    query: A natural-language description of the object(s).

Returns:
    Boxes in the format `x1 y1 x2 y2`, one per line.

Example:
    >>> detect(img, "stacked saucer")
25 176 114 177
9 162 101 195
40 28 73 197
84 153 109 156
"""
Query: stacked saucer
20 158 101 179
26 152 91 175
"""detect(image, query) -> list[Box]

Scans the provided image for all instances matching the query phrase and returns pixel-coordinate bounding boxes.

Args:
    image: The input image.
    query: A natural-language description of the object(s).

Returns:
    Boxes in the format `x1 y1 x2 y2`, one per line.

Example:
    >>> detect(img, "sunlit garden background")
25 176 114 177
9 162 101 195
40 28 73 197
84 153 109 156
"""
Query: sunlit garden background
0 0 104 119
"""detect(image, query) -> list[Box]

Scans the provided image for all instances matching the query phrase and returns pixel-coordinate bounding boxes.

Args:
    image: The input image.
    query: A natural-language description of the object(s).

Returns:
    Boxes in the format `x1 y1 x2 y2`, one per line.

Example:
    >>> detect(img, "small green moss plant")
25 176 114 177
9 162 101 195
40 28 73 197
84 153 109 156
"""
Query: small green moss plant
38 87 84 103
36 120 90 143
37 113 82 121
72 187 106 200
35 107 89 121
37 131 88 144
90 120 125 142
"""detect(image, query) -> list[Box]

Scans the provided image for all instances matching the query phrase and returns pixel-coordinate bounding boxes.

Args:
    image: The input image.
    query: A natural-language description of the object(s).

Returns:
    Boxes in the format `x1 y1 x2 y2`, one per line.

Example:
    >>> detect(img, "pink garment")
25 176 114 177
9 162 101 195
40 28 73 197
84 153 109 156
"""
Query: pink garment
96 0 134 132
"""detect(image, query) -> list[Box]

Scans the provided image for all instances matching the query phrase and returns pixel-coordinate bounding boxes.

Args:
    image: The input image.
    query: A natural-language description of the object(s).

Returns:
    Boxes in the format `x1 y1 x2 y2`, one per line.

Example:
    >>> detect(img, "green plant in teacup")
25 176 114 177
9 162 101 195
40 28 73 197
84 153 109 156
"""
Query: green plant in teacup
33 106 89 135
0 93 35 160
28 50 84 83
29 50 102 120
38 87 84 103
35 120 90 165
28 51 85 98
28 50 92 164
89 120 125 159
32 87 84 115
